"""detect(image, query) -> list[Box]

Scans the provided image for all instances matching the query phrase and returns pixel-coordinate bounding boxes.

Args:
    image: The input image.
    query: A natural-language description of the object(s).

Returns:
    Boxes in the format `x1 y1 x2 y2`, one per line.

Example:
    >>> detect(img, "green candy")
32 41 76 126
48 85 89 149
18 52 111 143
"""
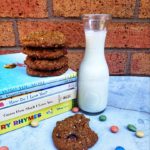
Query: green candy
127 124 137 132
99 115 107 121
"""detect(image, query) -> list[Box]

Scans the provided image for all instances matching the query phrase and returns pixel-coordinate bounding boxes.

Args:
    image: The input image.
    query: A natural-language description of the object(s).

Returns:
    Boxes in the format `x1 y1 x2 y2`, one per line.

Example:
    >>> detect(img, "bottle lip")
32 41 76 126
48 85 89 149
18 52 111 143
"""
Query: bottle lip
82 14 112 20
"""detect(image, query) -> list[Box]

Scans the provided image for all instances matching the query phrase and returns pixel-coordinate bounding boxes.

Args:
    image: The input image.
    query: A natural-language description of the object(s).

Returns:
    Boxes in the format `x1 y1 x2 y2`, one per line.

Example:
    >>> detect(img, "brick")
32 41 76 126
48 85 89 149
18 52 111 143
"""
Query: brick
106 51 128 75
67 50 84 71
107 23 150 48
131 52 150 75
0 22 15 47
53 0 136 18
0 0 47 18
18 21 150 49
68 50 128 75
139 0 150 18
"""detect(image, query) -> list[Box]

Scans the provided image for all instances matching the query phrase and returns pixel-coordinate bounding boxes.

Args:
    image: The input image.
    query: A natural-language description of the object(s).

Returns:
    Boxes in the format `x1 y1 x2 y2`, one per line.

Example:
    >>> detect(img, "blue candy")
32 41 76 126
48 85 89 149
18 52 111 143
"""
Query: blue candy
115 146 125 150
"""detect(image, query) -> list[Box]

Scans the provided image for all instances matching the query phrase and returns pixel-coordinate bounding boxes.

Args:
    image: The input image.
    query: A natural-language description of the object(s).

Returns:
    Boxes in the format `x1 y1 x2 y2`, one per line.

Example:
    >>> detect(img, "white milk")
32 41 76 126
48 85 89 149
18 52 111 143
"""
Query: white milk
78 30 109 113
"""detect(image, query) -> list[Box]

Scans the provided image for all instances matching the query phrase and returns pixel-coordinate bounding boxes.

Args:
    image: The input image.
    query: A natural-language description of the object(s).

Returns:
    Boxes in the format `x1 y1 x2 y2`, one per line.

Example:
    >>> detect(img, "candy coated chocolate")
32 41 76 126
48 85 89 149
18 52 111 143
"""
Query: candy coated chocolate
115 146 125 150
136 131 144 138
110 126 119 133
99 115 107 121
72 107 79 113
127 124 137 132
30 120 39 127
0 146 9 150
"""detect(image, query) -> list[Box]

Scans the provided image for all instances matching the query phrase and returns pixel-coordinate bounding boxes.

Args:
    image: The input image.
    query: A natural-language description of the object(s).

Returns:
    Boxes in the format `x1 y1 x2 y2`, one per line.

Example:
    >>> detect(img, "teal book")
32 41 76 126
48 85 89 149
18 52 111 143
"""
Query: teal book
0 53 77 100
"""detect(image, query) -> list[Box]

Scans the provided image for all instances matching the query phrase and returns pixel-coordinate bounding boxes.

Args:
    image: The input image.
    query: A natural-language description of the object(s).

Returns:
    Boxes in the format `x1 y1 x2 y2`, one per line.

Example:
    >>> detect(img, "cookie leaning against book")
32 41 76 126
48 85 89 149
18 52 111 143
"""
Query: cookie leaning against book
22 31 68 77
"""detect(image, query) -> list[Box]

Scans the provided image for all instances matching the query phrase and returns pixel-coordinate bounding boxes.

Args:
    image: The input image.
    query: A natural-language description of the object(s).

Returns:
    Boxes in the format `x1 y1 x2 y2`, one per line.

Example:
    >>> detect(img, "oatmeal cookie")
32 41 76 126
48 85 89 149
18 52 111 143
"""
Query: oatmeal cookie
22 48 67 59
25 56 68 71
26 65 68 77
52 114 98 150
22 31 66 47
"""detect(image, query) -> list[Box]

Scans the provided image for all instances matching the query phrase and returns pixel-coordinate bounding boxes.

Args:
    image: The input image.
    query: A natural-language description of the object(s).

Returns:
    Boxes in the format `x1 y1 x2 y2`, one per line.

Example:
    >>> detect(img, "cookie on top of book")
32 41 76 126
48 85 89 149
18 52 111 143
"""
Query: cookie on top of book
22 31 69 77
22 31 66 47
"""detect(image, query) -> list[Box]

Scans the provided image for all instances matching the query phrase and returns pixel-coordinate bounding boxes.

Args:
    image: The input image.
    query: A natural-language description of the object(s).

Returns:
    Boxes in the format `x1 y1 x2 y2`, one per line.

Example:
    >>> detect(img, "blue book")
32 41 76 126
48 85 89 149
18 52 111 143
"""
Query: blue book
0 53 77 100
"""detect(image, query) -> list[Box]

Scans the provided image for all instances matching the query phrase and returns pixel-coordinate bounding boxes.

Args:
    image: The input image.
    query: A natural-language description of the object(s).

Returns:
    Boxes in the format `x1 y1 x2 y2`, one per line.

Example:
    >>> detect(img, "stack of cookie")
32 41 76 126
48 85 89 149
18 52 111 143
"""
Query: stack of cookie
22 31 68 77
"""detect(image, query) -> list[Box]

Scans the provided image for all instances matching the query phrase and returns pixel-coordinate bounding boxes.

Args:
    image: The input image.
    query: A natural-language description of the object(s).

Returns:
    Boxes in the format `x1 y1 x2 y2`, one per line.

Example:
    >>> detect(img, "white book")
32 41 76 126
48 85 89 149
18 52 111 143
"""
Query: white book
0 88 77 122
0 82 77 109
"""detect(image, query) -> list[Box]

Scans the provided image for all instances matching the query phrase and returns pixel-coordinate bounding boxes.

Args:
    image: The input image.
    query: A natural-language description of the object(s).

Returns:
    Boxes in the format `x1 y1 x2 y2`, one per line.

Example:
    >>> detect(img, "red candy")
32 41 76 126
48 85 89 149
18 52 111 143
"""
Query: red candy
0 146 9 150
110 126 119 133
72 107 79 113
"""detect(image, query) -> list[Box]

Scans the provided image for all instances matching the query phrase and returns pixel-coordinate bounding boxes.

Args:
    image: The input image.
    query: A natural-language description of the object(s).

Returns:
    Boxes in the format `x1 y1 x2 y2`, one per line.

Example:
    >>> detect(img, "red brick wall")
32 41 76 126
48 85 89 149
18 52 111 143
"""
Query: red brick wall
0 0 150 76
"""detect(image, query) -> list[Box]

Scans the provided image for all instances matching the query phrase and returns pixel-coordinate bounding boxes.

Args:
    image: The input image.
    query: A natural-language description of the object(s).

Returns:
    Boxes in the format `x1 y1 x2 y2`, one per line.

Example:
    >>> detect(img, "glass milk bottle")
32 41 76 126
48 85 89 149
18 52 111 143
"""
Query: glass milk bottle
78 14 111 114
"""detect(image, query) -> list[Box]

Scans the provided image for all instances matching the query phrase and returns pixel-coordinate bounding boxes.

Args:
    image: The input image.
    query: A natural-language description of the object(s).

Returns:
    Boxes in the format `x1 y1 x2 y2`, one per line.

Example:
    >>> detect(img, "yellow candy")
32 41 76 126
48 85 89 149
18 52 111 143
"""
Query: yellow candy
136 131 144 138
4 63 16 69
30 120 39 127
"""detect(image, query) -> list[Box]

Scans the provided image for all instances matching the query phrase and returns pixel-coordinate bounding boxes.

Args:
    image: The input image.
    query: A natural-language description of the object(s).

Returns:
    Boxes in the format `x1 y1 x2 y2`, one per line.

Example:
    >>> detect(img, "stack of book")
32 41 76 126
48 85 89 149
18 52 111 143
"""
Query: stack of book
0 53 77 134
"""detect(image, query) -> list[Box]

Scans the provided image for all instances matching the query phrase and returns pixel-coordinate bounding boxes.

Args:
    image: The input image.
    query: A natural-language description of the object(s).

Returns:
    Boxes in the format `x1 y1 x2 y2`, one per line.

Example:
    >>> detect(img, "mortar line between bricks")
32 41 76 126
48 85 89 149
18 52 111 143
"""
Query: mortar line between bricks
133 0 141 18
0 49 149 55
112 18 150 22
0 17 81 22
12 20 20 47
105 48 150 51
0 47 149 52
126 51 132 75
110 74 150 77
68 48 150 51
0 18 150 23
47 0 52 18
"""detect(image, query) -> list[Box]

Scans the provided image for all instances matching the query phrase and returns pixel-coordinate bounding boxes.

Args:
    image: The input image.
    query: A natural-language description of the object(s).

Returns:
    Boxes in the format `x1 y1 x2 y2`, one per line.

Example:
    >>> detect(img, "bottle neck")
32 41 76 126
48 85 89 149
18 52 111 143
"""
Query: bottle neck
85 30 107 56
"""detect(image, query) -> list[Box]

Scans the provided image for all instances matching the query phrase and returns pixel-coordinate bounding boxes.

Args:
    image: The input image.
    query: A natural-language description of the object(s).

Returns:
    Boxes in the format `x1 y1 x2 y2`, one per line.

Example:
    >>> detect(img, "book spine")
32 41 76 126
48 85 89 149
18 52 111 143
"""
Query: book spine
0 71 77 96
0 77 77 100
0 88 77 122
0 100 74 135
0 82 77 109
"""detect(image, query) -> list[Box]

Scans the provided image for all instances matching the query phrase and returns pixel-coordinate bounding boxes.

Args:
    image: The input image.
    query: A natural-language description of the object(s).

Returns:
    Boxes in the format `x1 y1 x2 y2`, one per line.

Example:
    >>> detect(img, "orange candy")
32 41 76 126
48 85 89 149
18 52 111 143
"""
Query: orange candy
110 126 119 133
72 107 79 113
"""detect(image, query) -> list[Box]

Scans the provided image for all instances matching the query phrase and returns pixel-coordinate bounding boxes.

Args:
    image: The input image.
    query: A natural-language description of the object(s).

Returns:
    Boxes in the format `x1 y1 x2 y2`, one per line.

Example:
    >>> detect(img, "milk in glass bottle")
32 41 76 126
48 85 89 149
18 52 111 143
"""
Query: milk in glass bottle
78 14 111 114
